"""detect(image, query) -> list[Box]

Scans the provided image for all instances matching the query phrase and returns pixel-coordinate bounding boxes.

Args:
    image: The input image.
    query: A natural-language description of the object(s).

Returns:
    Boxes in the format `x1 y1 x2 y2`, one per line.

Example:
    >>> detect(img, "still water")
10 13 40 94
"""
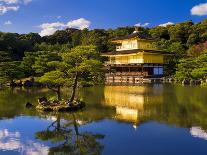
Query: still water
1 84 207 155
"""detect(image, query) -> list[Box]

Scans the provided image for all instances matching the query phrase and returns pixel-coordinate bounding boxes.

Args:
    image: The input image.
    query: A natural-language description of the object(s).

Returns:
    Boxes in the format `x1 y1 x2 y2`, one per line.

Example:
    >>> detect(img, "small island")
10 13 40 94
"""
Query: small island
36 97 85 112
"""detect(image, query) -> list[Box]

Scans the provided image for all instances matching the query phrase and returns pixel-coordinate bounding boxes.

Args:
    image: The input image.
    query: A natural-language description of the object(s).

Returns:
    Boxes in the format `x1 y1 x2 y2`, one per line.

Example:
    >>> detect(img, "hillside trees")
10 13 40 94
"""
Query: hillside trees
175 51 207 80
0 61 24 84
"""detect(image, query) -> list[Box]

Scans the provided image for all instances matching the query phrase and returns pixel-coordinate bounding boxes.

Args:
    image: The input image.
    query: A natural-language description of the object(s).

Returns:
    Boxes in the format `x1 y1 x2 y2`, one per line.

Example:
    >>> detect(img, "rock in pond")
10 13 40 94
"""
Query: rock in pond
26 102 34 108
182 79 190 85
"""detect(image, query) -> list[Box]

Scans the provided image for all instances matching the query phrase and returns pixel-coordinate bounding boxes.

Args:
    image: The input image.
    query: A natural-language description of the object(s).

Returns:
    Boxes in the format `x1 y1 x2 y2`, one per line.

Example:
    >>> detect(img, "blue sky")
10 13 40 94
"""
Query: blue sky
0 0 207 36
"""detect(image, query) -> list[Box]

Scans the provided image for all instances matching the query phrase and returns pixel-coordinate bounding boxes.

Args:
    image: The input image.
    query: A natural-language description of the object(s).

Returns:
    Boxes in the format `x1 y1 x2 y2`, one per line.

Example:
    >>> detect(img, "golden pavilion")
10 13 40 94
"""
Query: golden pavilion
103 29 171 84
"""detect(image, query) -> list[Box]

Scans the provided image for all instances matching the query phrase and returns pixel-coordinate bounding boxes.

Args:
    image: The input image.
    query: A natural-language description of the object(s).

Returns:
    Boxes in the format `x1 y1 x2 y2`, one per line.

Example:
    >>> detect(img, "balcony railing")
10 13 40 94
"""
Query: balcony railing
104 61 144 66
106 72 148 77
116 45 156 51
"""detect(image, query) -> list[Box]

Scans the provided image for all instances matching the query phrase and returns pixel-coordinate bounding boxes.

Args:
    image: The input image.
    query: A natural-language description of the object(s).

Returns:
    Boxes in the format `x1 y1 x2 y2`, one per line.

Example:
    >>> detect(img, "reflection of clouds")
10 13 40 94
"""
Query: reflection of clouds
46 116 57 121
0 129 20 139
190 127 207 140
0 129 49 155
22 141 49 155
0 129 21 151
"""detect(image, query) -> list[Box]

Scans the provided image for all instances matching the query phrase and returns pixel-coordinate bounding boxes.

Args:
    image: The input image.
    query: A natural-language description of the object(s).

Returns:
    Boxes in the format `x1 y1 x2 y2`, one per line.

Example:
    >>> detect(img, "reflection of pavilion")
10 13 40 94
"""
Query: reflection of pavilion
102 86 163 128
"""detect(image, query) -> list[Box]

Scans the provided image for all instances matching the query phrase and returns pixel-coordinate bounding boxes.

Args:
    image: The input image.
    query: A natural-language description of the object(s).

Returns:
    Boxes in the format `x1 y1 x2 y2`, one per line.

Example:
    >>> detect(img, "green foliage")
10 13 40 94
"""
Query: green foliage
175 58 196 80
20 52 37 76
36 70 66 85
0 51 12 62
175 52 207 80
1 19 207 82
0 32 41 60
149 26 170 40
35 45 103 100
37 45 103 86
0 61 24 83
168 21 193 43
32 51 61 75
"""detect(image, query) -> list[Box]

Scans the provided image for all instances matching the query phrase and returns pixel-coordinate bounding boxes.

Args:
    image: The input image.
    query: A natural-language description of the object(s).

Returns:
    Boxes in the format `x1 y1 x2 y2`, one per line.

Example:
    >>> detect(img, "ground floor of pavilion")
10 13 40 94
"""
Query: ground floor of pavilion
105 64 164 84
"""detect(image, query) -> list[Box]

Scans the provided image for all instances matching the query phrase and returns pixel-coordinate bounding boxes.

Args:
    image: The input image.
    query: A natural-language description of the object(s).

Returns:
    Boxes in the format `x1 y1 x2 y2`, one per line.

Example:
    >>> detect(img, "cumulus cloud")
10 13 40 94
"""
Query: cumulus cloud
39 18 91 36
159 22 174 27
39 22 66 36
191 3 207 16
134 22 149 27
4 20 12 25
67 18 91 30
0 5 19 15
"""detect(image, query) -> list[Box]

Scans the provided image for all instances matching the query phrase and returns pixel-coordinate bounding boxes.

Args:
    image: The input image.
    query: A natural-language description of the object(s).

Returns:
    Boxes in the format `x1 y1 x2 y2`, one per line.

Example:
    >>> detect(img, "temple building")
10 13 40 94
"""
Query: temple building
102 29 171 84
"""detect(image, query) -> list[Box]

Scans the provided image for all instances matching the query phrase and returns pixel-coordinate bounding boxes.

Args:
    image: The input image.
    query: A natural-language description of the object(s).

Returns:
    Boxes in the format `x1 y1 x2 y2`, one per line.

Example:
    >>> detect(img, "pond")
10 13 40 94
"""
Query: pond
1 84 207 155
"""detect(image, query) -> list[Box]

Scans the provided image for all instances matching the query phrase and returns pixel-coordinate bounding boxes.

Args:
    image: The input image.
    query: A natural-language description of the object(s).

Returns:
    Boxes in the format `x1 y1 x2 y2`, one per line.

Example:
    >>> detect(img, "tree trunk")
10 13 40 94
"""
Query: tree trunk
72 114 79 136
56 115 61 131
48 85 62 101
56 85 61 100
69 72 78 103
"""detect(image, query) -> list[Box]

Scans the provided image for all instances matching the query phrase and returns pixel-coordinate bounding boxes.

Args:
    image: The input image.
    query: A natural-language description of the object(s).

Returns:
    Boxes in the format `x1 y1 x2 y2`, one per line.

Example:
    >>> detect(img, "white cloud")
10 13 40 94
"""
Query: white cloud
191 3 207 16
39 22 66 29
0 0 32 4
0 0 19 4
39 18 91 36
0 0 32 15
134 22 149 27
39 27 60 37
4 20 12 25
0 5 19 15
39 22 66 36
67 18 91 30
159 22 174 27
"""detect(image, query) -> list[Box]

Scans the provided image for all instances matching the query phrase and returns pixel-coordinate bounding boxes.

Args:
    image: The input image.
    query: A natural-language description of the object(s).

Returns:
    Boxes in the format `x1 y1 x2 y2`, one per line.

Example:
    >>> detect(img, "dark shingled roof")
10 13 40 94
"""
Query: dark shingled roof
102 49 173 56
112 32 156 41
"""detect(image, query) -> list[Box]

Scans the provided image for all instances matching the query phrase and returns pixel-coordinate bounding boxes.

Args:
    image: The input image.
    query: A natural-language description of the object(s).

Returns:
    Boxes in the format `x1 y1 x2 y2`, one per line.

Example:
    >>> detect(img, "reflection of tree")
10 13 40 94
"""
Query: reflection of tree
36 114 105 155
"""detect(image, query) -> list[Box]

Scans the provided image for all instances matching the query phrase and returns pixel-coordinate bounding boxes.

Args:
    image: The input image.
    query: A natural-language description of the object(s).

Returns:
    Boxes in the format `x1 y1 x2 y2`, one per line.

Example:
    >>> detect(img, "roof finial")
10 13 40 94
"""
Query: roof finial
133 26 143 33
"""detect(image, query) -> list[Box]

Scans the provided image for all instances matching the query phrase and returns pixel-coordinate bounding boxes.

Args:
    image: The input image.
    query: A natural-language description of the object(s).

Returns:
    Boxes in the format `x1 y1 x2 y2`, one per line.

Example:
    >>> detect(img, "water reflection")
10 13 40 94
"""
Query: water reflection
35 113 104 155
102 85 164 127
0 128 49 154
101 85 207 131
1 85 207 154
190 127 207 140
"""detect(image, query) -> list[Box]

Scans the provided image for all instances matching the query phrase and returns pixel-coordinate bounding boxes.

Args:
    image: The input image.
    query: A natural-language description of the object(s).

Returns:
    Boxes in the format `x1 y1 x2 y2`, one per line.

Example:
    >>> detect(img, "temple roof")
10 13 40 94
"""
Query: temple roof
112 32 156 41
102 49 173 56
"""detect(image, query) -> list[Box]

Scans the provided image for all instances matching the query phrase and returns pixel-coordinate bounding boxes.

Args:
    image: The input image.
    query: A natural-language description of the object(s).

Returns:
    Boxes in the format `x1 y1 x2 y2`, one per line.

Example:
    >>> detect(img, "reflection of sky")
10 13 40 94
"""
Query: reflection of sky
0 129 49 154
190 127 207 140
0 116 54 155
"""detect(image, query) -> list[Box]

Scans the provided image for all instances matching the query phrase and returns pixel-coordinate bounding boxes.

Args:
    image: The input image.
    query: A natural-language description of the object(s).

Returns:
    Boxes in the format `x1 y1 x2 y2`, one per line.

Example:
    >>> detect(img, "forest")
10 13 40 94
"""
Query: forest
1 19 207 86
